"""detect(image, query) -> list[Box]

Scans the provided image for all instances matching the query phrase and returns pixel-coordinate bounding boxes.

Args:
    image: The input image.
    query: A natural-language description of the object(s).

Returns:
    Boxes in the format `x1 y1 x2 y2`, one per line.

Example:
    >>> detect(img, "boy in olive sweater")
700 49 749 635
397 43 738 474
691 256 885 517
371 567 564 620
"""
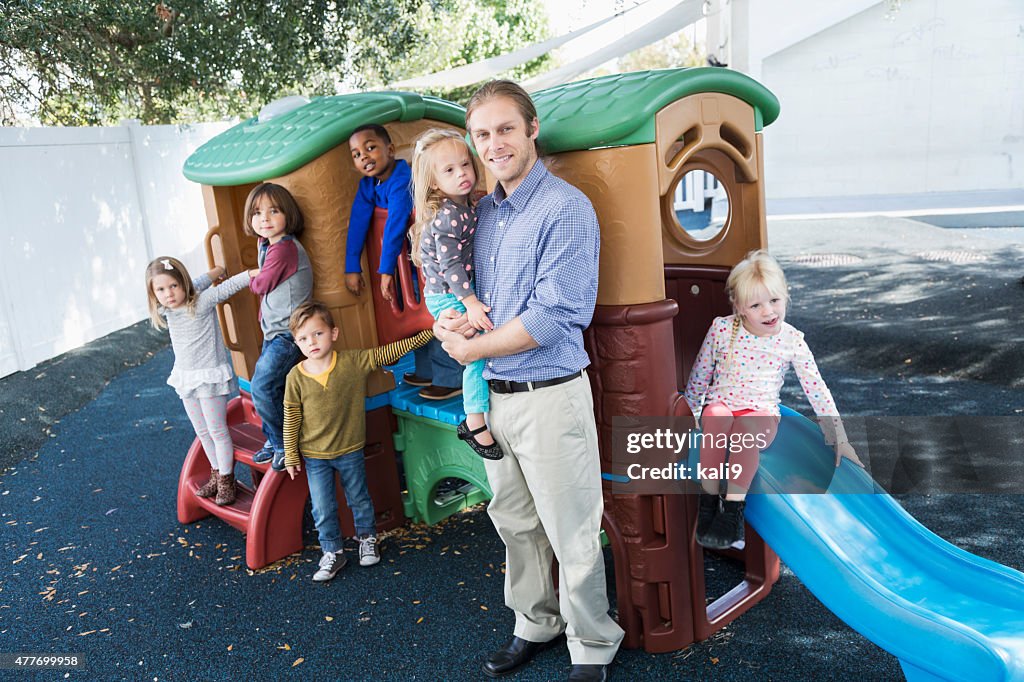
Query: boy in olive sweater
282 301 432 582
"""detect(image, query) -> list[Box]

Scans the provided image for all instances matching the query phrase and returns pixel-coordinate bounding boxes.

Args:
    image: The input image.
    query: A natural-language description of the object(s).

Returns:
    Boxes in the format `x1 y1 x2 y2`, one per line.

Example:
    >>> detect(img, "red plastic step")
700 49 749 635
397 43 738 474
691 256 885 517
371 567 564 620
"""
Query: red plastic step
182 472 255 532
177 396 407 569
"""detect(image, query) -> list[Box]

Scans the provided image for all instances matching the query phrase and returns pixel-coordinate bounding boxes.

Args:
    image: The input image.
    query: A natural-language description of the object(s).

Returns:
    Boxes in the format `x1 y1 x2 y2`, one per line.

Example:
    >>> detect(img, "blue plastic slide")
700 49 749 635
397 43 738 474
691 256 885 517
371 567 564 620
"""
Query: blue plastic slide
745 407 1024 681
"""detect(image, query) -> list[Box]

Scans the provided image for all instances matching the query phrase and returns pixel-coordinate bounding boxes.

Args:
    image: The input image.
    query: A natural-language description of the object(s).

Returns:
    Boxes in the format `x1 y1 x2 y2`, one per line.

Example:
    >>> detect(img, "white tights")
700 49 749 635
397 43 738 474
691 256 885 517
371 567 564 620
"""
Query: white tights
181 395 234 475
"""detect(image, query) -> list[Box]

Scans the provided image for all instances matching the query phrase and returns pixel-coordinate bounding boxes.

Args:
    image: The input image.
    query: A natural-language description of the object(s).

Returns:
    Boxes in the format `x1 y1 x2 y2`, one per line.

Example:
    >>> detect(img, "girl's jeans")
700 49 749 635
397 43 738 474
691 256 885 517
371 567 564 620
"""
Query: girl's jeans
250 334 302 452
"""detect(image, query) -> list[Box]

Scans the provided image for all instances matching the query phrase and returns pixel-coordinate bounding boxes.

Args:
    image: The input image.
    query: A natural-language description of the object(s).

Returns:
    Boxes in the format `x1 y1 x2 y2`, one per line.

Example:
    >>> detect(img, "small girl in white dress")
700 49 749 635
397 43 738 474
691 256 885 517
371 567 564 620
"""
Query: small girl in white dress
145 256 256 505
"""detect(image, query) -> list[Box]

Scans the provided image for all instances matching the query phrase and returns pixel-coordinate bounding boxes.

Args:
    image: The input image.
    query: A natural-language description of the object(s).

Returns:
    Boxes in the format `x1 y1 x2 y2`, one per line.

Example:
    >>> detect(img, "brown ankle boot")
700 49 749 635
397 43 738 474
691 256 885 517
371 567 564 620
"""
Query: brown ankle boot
195 471 219 498
215 472 236 506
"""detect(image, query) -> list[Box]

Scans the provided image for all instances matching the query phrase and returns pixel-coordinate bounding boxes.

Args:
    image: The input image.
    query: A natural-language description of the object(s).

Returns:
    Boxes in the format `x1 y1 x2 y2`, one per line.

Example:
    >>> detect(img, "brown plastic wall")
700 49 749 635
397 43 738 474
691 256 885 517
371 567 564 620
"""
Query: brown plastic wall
202 182 259 380
566 92 775 652
584 300 701 652
664 265 732 391
202 119 462 396
547 146 666 306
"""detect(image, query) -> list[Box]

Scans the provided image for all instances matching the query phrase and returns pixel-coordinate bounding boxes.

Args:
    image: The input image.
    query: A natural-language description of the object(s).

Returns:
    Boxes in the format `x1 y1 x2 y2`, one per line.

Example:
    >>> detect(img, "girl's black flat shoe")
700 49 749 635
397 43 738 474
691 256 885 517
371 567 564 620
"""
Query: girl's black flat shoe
457 420 504 460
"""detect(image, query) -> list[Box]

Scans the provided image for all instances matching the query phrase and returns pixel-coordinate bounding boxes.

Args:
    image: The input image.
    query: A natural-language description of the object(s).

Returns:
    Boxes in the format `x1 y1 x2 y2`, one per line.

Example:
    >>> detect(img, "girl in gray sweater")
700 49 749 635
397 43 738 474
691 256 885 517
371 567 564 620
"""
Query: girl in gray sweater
145 256 257 505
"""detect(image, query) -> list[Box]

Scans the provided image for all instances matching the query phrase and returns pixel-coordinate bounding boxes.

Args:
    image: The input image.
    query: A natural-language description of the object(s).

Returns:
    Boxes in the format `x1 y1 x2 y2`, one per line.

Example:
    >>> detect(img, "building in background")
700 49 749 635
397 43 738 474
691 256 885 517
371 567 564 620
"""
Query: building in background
708 0 1024 208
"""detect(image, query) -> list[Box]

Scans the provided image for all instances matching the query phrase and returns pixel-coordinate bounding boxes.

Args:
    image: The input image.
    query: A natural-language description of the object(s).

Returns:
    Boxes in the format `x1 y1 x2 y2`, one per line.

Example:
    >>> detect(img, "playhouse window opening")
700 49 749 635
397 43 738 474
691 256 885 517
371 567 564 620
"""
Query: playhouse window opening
670 168 730 245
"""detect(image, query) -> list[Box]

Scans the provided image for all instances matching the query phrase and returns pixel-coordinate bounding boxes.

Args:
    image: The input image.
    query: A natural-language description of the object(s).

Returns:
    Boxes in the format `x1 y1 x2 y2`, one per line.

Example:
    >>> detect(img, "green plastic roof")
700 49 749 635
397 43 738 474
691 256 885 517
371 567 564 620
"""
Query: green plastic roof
183 69 779 185
183 91 466 186
533 67 780 155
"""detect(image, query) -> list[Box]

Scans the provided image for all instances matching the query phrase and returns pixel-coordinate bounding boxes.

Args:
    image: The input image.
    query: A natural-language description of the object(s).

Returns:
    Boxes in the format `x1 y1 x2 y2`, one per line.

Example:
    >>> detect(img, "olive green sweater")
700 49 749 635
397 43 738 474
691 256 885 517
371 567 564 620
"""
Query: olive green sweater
282 330 433 467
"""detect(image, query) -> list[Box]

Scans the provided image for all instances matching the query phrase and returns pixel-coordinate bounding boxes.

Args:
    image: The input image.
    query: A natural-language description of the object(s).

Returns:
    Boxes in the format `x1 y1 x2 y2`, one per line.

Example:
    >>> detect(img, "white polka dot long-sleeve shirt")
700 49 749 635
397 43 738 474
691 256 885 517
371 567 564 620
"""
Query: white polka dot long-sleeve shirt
419 198 477 301
683 315 848 442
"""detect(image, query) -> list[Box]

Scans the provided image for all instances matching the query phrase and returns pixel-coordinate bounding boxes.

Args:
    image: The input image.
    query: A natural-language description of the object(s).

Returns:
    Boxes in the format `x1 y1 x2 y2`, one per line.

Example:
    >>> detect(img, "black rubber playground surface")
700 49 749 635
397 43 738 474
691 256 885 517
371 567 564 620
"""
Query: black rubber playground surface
1 217 1022 681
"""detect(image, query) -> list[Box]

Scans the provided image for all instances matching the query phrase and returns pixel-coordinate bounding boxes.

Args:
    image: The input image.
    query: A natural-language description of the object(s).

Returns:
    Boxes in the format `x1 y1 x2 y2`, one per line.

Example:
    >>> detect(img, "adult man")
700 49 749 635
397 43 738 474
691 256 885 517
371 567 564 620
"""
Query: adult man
434 80 623 682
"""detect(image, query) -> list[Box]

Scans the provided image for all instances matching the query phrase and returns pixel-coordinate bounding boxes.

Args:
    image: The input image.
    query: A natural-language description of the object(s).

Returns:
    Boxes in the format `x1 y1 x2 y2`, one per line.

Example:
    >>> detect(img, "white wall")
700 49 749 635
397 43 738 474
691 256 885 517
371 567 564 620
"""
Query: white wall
0 121 229 378
738 0 1024 199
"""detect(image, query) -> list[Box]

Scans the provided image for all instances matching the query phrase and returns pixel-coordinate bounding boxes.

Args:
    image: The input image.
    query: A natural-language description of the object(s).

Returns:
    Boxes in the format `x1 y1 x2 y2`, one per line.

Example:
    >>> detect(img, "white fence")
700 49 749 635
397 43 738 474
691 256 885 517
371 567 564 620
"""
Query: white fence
0 120 231 378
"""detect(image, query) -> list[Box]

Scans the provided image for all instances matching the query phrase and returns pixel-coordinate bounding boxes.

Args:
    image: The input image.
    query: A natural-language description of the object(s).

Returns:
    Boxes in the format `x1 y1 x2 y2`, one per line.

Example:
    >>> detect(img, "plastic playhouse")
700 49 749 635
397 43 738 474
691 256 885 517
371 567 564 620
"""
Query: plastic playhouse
181 68 1024 681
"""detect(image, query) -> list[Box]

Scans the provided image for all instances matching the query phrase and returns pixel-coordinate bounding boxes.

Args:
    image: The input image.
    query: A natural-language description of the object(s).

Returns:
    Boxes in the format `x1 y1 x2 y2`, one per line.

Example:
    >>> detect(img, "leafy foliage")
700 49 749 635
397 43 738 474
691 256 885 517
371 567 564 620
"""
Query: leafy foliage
616 29 705 73
0 0 550 125
386 0 551 105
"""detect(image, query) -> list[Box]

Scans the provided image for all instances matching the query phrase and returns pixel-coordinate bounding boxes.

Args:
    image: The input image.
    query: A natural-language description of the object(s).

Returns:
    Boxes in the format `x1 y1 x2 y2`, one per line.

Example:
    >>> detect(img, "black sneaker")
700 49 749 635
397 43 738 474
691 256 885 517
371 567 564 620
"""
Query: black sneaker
312 551 347 582
252 443 274 464
271 450 287 472
698 500 745 550
695 493 720 543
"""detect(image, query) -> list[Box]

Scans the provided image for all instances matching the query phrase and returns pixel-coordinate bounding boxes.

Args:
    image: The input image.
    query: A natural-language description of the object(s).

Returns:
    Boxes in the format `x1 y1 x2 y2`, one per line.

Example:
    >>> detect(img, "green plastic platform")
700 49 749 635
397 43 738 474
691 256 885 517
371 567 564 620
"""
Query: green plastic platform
393 409 492 525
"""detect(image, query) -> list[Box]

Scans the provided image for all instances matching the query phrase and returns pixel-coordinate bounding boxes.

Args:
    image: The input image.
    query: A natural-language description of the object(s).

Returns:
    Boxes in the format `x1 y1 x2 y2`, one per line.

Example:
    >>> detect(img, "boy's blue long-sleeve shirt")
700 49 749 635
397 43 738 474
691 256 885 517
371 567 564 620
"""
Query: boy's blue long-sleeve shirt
344 158 413 275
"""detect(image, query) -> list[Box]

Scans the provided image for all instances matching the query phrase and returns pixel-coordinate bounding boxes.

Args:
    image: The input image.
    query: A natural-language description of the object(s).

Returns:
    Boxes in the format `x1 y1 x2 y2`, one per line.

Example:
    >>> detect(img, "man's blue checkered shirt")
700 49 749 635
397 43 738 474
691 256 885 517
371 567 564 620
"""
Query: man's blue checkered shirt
474 160 600 382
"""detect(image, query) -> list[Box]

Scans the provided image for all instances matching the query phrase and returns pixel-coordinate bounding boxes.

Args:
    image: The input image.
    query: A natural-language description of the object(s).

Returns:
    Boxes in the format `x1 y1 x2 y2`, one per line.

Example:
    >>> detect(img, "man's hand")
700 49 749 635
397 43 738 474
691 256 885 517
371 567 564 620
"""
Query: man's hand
380 273 394 302
435 307 476 339
440 333 476 365
345 273 364 296
285 462 301 480
835 441 863 468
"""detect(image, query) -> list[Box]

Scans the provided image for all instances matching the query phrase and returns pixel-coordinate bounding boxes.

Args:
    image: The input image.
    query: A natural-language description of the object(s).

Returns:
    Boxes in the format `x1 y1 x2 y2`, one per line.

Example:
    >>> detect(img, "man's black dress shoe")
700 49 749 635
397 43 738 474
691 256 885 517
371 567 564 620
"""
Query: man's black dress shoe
481 634 564 678
567 663 609 681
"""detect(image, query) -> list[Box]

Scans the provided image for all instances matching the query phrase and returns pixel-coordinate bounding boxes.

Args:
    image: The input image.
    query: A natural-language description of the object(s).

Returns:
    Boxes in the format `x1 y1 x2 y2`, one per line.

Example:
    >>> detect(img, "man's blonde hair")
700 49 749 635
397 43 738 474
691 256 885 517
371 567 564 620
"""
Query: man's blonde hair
465 79 540 153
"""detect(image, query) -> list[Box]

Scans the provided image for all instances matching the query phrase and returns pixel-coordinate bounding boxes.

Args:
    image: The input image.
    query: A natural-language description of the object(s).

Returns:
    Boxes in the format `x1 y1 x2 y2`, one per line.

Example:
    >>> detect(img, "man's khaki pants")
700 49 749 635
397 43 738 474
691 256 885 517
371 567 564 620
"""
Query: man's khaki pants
485 373 624 665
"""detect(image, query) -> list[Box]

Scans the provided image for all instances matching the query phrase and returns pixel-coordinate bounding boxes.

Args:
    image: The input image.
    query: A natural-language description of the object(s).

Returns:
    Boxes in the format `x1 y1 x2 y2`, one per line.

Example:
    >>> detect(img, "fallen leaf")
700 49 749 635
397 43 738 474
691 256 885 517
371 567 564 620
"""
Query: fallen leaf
227 645 233 651
292 658 304 667
324 616 333 622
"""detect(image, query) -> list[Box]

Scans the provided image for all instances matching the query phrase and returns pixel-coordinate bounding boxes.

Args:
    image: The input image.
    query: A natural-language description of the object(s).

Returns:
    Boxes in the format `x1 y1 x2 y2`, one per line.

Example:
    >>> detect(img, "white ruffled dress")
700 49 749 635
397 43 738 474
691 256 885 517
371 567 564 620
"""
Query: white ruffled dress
163 271 251 400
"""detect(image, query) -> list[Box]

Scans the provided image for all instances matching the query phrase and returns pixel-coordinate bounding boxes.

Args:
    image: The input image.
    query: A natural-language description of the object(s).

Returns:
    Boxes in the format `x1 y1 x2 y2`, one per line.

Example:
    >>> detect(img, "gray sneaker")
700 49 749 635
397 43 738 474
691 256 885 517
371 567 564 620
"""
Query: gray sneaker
312 551 347 582
357 535 380 566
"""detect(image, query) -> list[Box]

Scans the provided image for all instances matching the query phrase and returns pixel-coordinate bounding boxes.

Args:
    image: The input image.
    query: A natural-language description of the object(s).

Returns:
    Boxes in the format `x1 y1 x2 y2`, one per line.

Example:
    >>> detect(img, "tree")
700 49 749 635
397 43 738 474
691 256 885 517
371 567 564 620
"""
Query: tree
385 0 551 104
616 28 705 73
0 0 550 126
